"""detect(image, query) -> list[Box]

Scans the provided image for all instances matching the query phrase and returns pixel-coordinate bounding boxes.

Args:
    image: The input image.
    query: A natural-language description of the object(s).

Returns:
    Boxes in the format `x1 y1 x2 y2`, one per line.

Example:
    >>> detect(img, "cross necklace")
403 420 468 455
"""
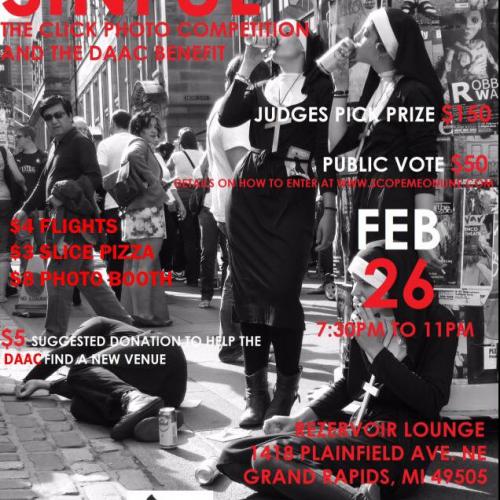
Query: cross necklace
265 74 302 152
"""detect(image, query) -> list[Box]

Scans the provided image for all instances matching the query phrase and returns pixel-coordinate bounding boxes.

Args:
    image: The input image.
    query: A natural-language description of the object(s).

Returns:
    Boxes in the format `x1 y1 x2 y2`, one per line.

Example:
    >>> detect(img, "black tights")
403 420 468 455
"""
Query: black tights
241 323 303 376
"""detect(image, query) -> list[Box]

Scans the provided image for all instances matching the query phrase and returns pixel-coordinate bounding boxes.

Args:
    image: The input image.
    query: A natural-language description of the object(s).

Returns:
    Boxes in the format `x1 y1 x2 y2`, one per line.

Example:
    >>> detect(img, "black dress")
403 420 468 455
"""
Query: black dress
332 77 439 260
219 77 336 330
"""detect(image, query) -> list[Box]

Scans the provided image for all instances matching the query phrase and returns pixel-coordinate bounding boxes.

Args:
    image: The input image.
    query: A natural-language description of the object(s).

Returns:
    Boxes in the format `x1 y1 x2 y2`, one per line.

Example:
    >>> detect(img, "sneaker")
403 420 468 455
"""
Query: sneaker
172 271 185 281
199 300 211 309
110 391 164 441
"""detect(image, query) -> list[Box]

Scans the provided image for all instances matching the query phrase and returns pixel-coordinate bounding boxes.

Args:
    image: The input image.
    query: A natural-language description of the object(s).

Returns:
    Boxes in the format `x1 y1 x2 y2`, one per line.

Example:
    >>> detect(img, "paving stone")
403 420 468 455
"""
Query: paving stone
21 441 54 452
73 472 111 483
114 469 153 490
0 396 17 402
0 422 6 428
52 431 85 448
0 478 31 489
37 409 66 421
73 422 109 439
9 417 39 428
0 462 24 470
16 428 45 442
3 403 31 416
33 472 78 496
0 442 15 453
61 448 93 464
28 452 65 471
70 461 105 475
0 490 37 499
100 451 137 470
30 399 57 408
0 430 6 436
89 438 124 453
0 453 19 461
45 421 73 432
82 483 122 499
0 471 30 479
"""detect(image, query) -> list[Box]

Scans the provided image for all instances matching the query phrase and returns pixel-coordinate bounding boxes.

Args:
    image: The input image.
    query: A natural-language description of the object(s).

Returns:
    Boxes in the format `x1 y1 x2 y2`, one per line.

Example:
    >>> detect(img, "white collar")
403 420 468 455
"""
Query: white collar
264 73 307 107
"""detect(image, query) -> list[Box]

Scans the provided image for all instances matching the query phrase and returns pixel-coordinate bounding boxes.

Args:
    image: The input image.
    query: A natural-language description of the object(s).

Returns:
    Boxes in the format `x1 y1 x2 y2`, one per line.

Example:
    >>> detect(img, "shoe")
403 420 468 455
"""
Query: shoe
110 390 164 440
239 367 270 429
417 0 438 17
133 410 184 442
199 300 211 308
6 285 18 297
132 316 173 327
264 367 302 421
219 345 243 364
172 271 185 281
185 280 199 287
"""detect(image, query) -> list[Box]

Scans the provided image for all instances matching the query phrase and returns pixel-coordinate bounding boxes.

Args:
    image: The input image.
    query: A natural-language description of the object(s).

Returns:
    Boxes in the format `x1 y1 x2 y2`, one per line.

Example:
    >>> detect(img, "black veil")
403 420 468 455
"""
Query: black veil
360 8 444 113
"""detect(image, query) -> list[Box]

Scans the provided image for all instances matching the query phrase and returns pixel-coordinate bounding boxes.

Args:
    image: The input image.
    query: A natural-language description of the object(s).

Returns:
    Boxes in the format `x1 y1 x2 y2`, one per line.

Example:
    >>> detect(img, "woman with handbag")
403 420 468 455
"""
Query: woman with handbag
166 128 204 286
120 111 172 327
0 145 26 303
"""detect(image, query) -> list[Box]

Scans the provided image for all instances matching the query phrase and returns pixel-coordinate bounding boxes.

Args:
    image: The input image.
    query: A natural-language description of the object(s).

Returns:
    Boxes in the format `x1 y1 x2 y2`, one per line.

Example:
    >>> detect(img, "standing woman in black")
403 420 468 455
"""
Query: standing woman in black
328 8 444 267
219 20 337 428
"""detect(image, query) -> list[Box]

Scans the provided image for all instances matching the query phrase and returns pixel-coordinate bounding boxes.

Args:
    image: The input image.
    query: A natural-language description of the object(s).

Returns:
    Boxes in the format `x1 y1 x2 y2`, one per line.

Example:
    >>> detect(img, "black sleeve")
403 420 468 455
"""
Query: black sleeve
314 79 337 195
309 339 352 419
401 82 439 196
370 307 458 419
219 79 258 127
76 137 102 192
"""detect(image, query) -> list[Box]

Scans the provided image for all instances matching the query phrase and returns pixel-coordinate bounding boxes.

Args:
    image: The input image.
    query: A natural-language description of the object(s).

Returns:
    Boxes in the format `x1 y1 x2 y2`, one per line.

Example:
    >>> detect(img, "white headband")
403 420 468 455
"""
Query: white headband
368 8 398 60
277 19 307 54
348 255 387 289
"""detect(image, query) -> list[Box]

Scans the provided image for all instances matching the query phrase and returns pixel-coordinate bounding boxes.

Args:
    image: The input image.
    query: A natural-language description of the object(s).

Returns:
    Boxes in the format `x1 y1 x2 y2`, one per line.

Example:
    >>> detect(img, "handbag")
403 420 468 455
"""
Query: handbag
182 150 208 215
102 138 145 208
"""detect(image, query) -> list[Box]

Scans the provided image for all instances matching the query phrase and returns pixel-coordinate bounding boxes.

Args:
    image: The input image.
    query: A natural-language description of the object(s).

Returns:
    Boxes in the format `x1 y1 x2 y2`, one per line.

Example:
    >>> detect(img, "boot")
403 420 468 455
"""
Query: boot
0 259 10 303
264 367 302 421
239 367 270 428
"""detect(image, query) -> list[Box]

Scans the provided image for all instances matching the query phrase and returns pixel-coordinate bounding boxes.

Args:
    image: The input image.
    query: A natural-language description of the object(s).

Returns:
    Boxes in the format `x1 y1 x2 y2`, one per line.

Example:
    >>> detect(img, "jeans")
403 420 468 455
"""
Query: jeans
44 234 132 337
0 200 13 254
199 207 219 301
177 188 200 284
217 222 241 355
35 317 187 426
102 208 127 299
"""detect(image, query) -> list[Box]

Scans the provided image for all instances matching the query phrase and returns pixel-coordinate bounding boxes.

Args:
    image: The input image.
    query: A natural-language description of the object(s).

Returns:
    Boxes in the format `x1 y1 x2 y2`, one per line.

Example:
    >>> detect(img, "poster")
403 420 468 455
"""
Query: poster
0 0 498 499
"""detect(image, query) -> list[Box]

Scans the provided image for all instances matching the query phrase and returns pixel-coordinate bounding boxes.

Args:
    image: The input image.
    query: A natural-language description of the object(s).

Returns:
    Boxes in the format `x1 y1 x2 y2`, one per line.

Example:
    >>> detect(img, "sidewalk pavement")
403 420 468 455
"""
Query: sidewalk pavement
0 277 497 500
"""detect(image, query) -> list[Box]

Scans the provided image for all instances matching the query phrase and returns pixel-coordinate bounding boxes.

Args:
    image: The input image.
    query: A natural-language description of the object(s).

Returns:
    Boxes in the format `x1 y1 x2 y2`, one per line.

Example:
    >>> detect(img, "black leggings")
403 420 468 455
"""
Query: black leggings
241 323 303 376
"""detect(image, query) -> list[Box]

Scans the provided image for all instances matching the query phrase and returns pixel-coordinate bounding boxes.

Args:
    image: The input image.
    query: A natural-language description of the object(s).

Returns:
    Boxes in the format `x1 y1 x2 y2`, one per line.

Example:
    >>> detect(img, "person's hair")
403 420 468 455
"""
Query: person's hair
156 141 175 161
129 110 162 138
225 55 243 85
178 127 198 150
39 95 72 118
17 125 36 141
73 116 92 140
111 109 131 130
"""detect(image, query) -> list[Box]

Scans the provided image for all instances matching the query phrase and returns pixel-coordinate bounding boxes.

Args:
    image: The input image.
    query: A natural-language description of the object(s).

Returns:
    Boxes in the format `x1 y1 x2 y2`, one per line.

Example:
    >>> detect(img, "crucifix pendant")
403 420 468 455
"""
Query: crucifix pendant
264 112 293 153
354 374 380 426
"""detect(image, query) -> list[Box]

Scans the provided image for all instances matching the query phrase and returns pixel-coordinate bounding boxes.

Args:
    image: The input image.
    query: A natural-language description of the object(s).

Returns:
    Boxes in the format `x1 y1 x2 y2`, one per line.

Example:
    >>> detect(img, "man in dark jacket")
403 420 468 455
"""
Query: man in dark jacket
13 95 132 338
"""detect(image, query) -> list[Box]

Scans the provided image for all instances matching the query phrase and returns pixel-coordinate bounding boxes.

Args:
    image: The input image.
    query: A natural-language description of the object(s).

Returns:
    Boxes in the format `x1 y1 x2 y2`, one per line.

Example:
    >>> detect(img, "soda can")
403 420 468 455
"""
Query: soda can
244 35 278 50
195 456 221 485
159 407 178 449
316 38 356 73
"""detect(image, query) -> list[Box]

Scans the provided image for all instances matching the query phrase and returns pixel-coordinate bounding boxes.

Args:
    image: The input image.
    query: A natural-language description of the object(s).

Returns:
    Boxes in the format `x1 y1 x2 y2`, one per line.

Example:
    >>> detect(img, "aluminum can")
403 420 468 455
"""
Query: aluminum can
316 37 356 73
244 35 278 50
159 407 178 449
195 456 221 485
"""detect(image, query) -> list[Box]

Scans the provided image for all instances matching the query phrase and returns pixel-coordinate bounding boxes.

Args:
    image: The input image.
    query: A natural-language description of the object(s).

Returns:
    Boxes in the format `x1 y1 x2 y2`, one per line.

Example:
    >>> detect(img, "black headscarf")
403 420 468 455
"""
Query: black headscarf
349 244 437 366
360 8 444 113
